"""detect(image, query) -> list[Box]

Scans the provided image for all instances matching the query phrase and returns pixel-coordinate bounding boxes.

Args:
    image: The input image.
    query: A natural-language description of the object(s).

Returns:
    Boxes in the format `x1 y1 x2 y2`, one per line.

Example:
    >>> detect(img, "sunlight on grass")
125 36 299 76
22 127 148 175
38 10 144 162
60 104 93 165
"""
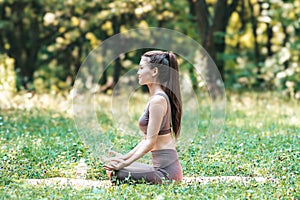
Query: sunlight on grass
0 91 299 199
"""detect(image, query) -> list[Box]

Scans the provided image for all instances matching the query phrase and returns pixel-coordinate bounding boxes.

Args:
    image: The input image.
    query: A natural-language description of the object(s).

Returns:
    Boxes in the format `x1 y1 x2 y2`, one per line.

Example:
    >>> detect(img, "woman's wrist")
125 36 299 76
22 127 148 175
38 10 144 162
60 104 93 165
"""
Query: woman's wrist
122 153 131 160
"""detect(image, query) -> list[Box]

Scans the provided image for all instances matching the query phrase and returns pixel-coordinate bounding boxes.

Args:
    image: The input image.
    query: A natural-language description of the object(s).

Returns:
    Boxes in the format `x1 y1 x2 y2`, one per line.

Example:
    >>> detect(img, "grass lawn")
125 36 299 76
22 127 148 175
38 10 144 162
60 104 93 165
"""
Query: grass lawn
0 91 299 199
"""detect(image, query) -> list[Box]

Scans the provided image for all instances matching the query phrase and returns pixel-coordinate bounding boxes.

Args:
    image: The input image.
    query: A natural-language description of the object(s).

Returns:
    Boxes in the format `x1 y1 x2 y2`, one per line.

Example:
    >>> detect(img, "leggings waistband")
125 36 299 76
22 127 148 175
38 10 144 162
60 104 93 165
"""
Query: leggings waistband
151 148 177 154
151 149 179 169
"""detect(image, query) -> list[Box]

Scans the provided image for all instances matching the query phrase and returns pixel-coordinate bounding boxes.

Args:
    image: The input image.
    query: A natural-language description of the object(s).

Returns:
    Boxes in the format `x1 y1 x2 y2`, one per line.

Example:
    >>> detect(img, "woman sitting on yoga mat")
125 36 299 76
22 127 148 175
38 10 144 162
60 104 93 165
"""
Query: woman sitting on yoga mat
103 50 183 184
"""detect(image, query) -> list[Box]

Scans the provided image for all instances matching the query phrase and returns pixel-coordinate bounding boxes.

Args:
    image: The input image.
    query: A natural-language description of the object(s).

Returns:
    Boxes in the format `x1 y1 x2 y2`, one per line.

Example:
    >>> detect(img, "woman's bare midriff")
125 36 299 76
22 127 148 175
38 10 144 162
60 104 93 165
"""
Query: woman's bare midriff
151 133 176 151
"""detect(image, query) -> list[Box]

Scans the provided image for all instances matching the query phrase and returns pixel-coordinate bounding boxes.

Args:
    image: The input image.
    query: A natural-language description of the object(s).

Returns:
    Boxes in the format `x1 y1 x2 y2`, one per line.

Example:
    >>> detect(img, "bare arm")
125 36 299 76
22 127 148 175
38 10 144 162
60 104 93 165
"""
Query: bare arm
105 96 167 170
122 139 145 160
124 97 166 165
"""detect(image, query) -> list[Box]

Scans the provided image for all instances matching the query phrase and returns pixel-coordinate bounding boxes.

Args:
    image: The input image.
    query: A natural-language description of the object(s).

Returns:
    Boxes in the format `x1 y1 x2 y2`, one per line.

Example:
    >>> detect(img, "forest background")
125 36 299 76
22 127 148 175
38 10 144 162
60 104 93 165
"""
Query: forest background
0 0 299 198
1 0 299 99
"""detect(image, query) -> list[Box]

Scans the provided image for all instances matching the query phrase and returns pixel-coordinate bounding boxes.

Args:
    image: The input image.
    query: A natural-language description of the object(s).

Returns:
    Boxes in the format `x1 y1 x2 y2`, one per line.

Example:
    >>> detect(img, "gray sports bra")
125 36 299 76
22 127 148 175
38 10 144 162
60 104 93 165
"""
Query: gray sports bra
138 93 171 135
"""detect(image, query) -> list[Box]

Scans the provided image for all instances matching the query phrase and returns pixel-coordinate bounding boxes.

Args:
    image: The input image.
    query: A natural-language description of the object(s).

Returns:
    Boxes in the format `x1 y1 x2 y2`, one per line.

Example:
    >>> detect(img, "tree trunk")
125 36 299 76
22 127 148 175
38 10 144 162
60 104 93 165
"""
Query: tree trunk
248 0 264 87
236 0 246 51
111 16 123 93
188 0 238 99
99 42 108 86
282 25 289 69
266 10 273 57
5 2 41 89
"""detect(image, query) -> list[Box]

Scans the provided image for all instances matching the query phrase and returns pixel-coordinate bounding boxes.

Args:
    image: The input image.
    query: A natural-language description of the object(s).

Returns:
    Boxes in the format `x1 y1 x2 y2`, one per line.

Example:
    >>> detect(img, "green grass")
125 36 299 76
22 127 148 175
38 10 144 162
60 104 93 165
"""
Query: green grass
0 91 299 199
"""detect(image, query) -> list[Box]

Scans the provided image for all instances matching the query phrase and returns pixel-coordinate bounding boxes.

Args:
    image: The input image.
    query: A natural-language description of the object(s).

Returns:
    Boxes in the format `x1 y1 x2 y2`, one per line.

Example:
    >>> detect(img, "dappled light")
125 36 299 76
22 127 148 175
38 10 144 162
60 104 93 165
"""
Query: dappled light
1 91 299 198
0 0 299 198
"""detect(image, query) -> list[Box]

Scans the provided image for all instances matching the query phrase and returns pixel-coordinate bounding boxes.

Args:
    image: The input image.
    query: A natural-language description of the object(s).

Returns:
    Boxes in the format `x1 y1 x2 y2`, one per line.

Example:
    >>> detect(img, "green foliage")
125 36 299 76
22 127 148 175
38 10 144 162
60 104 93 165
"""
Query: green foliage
0 0 299 98
0 54 16 93
0 92 299 198
224 0 300 99
33 63 72 93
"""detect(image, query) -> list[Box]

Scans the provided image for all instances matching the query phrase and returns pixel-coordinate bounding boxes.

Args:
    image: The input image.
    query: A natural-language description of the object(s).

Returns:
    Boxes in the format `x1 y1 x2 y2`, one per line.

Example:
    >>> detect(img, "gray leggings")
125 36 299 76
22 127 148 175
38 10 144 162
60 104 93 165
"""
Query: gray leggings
109 149 183 184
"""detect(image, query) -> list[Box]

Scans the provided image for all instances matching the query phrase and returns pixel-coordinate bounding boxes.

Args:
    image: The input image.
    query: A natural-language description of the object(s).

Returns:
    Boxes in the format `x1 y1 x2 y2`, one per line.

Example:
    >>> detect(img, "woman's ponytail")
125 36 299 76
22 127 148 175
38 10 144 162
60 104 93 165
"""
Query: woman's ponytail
142 50 182 139
165 51 182 139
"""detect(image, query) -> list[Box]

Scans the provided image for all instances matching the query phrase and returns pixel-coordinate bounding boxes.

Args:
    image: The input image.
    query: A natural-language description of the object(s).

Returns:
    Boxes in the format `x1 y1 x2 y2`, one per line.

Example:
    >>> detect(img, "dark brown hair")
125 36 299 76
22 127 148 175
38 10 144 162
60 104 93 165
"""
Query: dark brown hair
142 50 182 139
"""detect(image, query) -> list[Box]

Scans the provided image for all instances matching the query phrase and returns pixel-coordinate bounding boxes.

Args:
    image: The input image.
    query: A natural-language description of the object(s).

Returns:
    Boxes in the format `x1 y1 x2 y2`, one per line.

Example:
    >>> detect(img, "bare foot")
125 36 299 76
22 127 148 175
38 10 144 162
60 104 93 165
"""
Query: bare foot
106 170 113 179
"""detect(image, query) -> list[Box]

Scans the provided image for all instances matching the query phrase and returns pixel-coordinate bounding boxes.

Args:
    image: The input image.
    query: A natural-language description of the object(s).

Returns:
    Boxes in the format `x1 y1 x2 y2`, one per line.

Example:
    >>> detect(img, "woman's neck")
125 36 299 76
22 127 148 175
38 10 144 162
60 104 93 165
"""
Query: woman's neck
147 83 164 96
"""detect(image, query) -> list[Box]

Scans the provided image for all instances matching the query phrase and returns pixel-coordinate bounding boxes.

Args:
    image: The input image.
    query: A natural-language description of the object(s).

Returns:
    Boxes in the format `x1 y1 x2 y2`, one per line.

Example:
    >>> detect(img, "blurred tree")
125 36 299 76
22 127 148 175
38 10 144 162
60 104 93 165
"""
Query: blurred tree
0 0 116 90
221 0 299 99
0 0 194 92
0 54 16 93
187 0 239 98
0 0 299 99
248 0 262 86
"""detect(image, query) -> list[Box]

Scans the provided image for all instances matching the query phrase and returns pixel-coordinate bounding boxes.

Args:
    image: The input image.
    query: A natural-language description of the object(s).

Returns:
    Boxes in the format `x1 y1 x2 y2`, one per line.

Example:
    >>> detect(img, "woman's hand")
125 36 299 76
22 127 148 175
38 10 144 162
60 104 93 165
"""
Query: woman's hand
102 150 129 171
102 150 124 164
107 150 123 157
103 157 128 171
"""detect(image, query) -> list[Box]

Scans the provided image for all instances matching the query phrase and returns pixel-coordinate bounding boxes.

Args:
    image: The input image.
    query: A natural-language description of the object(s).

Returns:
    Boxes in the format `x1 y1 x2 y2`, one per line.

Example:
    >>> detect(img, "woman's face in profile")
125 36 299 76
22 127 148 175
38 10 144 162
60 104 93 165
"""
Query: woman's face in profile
137 56 155 85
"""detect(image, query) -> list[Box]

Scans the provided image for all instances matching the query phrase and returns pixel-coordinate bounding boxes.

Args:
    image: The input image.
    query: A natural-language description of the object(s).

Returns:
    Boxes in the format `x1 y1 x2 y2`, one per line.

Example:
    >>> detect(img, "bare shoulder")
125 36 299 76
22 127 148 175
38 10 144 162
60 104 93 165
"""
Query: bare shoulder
148 94 168 118
149 95 167 113
149 94 167 106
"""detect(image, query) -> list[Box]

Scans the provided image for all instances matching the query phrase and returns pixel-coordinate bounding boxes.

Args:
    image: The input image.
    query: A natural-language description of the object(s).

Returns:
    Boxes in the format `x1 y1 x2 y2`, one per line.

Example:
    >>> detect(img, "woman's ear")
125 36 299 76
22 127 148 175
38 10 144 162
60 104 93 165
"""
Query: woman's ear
152 67 158 77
